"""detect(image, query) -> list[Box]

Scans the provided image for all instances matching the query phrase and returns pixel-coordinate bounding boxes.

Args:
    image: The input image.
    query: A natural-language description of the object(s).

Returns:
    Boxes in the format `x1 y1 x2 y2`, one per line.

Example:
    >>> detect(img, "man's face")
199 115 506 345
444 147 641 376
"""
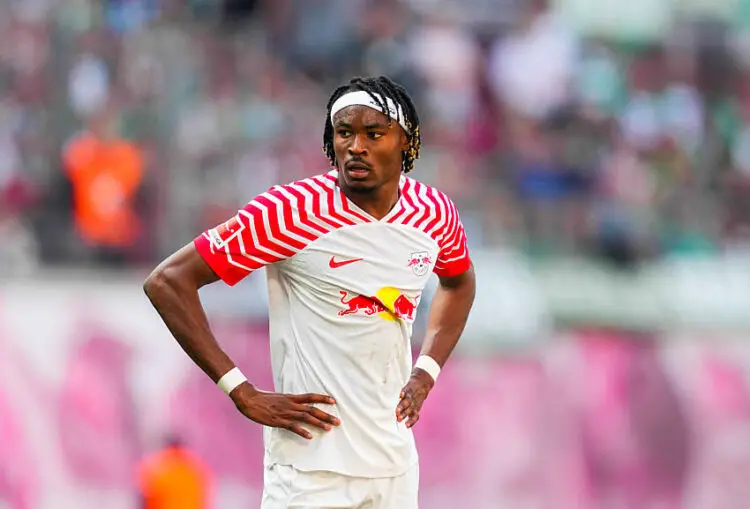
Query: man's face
332 105 408 193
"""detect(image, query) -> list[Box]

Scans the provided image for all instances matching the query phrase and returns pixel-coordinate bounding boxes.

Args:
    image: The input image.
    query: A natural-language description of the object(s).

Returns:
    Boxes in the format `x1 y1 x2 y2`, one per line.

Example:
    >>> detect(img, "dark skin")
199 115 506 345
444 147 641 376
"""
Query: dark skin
143 247 340 439
143 104 474 440
395 265 476 427
332 105 408 219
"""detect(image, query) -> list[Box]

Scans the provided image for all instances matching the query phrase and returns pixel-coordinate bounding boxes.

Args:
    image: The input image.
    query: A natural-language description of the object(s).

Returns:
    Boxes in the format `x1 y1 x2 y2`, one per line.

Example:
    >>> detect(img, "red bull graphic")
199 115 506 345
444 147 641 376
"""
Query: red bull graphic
393 294 417 321
338 288 419 322
338 291 387 316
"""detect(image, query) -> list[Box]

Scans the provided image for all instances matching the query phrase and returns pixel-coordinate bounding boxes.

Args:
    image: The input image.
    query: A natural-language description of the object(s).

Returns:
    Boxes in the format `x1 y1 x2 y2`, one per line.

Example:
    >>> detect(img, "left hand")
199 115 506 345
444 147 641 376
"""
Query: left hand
396 368 435 428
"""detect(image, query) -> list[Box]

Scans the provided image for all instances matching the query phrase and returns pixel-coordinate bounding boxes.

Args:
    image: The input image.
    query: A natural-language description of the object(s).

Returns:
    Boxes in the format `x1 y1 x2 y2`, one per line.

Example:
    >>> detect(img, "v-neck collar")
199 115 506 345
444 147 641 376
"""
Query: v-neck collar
330 170 406 223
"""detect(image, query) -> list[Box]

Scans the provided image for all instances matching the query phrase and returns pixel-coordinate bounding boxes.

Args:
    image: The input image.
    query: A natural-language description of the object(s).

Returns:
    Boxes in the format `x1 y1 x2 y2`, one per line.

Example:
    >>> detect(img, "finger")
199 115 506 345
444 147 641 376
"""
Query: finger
405 392 426 422
295 412 333 431
406 412 420 428
397 398 411 414
291 393 336 405
396 398 411 421
286 422 313 439
397 393 411 409
403 401 418 421
304 406 341 426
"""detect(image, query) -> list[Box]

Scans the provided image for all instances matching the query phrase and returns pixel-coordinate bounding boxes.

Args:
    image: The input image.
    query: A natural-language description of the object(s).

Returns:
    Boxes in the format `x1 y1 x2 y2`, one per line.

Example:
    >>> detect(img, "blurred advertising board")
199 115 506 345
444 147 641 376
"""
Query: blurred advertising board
2 256 750 507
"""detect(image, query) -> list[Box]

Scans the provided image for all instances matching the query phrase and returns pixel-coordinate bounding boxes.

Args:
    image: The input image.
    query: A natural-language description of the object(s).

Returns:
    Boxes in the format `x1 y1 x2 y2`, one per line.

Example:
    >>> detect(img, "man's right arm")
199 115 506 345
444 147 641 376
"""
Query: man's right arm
143 218 340 438
143 243 234 384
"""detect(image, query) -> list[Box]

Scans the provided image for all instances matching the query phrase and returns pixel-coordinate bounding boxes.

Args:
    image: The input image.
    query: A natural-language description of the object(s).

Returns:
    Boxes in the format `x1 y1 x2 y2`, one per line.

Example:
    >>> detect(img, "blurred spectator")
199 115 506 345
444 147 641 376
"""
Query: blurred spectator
137 435 212 509
0 99 39 276
592 125 657 267
62 108 146 266
67 48 110 119
487 0 577 121
409 12 482 135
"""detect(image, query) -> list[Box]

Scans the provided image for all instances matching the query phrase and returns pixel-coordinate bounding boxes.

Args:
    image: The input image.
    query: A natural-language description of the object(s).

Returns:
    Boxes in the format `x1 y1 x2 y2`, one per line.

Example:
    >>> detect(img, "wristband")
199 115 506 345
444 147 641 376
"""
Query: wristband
217 367 247 395
414 355 441 382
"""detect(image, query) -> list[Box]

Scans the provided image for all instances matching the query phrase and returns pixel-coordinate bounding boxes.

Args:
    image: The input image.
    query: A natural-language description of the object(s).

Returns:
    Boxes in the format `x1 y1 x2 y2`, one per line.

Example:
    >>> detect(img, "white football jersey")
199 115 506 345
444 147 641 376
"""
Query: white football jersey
195 170 471 478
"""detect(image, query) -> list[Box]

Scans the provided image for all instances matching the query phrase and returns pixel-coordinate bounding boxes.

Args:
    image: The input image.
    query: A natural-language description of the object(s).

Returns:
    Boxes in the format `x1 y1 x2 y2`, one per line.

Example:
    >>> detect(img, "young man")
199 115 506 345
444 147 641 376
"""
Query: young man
144 76 476 509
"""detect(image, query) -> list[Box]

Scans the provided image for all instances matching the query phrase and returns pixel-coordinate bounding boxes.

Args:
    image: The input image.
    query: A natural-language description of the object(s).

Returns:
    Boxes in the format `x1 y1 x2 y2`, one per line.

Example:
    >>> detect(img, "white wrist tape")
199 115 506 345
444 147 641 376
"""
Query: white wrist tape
217 367 247 395
414 355 441 382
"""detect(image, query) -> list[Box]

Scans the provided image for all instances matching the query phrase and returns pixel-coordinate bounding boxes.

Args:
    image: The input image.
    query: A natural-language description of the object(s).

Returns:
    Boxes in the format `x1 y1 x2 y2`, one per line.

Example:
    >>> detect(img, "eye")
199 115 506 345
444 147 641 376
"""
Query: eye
368 132 384 139
336 129 352 137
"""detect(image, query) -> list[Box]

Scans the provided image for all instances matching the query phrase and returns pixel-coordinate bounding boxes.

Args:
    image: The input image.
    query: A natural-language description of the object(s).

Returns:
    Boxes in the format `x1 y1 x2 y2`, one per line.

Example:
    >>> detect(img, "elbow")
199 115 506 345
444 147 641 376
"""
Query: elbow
144 244 212 301
143 264 176 301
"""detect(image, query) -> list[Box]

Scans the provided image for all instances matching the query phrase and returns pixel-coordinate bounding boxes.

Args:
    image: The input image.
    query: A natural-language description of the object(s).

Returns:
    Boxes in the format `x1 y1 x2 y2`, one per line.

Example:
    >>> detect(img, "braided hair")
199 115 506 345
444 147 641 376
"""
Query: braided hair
322 76 421 173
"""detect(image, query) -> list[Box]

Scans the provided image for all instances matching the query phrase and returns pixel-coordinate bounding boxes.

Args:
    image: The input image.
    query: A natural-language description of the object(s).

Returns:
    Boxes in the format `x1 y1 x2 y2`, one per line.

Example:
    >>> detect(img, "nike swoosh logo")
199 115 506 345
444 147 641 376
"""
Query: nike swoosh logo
329 256 363 269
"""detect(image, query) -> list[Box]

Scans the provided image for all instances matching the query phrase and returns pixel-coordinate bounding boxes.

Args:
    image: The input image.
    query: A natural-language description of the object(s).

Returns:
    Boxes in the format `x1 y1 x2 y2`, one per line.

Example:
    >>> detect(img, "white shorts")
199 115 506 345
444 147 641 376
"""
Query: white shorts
260 463 419 509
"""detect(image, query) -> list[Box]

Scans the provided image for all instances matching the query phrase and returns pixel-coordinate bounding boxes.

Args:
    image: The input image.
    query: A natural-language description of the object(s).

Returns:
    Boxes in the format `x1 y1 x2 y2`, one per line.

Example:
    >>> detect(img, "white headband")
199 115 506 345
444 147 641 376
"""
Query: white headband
330 90 410 133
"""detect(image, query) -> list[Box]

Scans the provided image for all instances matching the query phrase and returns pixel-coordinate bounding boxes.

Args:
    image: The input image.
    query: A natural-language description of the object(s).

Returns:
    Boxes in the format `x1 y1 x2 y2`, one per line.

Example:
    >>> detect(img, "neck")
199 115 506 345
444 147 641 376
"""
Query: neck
339 175 401 220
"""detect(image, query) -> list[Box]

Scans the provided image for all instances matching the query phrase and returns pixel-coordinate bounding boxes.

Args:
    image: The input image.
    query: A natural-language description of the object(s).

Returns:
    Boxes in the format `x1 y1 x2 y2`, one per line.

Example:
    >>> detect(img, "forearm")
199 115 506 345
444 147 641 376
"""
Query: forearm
419 268 476 367
144 267 235 383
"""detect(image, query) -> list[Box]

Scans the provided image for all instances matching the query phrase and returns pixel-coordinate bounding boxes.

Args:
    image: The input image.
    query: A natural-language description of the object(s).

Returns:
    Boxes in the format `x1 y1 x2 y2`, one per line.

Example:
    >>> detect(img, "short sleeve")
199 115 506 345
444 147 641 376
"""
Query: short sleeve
433 198 471 278
194 188 303 286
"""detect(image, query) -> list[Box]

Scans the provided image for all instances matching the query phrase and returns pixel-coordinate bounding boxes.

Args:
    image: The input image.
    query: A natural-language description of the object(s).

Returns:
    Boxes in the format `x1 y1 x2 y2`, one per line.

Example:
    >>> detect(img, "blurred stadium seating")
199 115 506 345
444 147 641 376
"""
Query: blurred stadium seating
4 1 750 507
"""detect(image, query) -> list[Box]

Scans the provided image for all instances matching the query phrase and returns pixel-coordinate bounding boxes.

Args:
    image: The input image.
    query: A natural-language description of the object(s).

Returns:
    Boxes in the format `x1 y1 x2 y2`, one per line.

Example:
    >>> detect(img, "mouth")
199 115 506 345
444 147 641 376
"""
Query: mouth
344 162 372 179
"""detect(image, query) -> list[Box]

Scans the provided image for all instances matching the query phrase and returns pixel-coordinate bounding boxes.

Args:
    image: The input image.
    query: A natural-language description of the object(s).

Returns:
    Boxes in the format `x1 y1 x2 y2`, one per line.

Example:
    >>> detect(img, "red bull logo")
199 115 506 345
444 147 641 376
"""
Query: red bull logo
337 287 418 322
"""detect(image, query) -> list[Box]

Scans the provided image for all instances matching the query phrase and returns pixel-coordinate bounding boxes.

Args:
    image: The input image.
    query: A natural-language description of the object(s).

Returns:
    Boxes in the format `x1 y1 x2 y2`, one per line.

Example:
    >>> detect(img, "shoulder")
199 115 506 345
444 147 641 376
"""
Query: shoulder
241 170 367 233
281 170 338 193
254 170 338 208
401 176 461 218
393 176 466 247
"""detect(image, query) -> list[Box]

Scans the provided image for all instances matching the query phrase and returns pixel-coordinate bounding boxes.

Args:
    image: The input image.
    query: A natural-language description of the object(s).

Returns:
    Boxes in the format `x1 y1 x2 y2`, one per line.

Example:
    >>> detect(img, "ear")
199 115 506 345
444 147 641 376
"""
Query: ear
399 129 410 152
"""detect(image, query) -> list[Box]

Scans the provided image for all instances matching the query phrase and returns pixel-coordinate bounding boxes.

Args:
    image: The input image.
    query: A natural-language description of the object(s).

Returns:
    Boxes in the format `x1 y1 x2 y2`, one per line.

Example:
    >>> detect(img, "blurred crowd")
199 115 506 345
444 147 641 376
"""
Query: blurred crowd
3 0 750 274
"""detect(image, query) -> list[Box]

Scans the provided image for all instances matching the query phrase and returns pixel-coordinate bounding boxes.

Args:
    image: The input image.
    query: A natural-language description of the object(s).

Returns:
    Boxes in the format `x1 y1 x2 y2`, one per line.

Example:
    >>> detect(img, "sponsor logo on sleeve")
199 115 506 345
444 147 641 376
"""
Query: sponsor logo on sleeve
208 215 244 250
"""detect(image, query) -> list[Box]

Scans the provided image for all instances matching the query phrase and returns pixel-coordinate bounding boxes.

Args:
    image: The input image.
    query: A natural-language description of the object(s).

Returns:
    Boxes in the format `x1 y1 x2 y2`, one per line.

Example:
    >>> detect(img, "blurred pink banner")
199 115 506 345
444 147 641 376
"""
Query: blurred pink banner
3 298 750 508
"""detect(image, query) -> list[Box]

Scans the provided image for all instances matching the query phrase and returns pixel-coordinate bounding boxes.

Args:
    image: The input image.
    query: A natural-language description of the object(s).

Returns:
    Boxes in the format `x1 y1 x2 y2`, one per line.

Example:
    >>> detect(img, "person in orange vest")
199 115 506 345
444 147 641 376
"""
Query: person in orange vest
136 436 212 509
62 110 145 264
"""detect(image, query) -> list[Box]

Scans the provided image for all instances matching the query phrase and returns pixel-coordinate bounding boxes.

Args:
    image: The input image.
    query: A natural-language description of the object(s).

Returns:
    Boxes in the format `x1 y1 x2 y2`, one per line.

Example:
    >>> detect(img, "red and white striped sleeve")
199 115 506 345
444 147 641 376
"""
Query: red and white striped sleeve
433 197 471 278
194 185 315 286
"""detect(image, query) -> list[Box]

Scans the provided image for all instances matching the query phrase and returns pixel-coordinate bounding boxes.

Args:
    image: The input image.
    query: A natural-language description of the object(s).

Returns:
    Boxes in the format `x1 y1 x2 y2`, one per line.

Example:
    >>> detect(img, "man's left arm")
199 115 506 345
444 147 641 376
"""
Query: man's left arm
396 264 476 427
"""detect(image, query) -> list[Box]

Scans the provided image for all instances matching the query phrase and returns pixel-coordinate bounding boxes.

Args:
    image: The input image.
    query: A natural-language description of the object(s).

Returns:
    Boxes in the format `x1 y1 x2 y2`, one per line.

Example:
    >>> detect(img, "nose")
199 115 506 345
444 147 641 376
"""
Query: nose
348 133 367 155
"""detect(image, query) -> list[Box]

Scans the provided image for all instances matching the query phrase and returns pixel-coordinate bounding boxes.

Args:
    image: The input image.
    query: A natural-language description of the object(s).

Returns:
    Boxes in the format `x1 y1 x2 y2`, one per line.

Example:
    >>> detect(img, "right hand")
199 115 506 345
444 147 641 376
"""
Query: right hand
230 383 340 439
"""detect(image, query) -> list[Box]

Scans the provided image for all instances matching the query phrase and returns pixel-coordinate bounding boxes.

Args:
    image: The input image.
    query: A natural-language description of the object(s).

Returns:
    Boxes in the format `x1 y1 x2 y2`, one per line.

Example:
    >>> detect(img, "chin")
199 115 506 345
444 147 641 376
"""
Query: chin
345 179 378 194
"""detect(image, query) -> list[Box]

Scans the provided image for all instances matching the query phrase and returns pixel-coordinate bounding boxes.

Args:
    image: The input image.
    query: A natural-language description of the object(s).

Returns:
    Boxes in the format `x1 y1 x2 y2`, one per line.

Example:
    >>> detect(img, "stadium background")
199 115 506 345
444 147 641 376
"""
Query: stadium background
4 0 750 507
